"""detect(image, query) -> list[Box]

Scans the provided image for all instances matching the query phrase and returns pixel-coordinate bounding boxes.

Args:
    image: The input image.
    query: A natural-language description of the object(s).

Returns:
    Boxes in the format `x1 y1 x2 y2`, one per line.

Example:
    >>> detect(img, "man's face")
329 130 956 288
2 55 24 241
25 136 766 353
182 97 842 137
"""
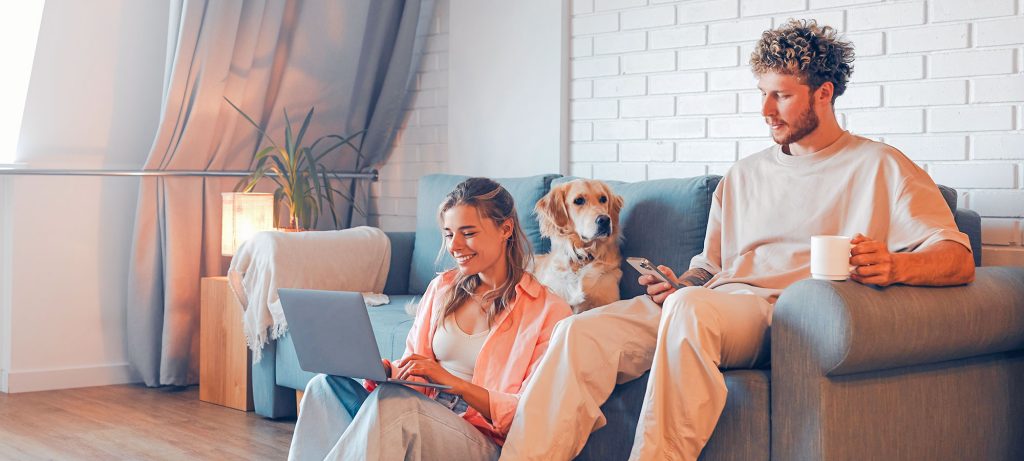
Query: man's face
757 72 819 146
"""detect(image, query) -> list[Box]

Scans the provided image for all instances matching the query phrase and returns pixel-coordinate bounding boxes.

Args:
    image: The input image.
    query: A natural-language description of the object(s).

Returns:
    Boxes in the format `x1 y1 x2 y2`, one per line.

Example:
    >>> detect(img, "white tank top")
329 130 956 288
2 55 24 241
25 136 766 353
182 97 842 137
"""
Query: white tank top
431 315 489 381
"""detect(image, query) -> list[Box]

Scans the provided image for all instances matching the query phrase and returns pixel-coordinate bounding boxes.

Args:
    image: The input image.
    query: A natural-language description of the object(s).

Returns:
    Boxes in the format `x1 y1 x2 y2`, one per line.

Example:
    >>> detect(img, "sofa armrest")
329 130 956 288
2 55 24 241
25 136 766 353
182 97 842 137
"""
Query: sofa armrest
383 231 415 295
954 208 982 266
773 266 1024 377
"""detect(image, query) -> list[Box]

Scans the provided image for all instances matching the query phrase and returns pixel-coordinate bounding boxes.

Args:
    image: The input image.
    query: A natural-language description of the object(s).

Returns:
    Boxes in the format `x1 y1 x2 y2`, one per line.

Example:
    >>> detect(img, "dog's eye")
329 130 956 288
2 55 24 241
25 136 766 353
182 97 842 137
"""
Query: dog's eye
573 197 585 206
599 196 608 204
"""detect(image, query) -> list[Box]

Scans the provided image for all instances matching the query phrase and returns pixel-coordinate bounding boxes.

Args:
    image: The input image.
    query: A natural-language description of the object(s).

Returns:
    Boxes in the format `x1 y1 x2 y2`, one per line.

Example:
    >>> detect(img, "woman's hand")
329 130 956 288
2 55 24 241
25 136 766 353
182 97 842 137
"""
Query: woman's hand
393 354 464 392
365 359 394 389
395 354 492 418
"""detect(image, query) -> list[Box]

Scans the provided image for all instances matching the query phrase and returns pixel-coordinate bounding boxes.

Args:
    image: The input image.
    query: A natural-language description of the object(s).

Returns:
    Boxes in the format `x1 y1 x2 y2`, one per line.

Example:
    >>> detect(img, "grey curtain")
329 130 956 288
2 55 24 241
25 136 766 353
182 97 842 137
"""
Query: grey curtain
127 0 435 387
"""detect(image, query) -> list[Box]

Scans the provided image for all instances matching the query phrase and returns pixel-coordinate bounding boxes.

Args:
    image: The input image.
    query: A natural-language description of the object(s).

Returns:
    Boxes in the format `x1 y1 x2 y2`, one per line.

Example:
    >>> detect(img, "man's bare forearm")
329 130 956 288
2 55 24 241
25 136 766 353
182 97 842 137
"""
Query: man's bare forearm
679 268 713 287
894 241 975 286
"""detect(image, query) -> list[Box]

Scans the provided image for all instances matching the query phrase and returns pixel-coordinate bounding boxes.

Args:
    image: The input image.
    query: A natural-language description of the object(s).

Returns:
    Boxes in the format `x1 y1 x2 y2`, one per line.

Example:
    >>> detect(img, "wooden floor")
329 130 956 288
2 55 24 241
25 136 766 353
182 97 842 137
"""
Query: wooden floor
0 384 295 460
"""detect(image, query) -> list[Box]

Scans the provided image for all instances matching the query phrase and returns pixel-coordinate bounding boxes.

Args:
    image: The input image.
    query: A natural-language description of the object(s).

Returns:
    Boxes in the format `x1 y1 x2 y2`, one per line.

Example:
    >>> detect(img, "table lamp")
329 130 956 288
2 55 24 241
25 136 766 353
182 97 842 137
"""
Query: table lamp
221 192 275 256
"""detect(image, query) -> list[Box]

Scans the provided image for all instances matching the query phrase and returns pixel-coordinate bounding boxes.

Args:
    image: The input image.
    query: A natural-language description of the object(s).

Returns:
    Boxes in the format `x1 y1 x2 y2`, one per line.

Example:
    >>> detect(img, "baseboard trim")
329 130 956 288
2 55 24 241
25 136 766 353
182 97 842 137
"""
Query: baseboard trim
982 246 1024 267
4 363 141 393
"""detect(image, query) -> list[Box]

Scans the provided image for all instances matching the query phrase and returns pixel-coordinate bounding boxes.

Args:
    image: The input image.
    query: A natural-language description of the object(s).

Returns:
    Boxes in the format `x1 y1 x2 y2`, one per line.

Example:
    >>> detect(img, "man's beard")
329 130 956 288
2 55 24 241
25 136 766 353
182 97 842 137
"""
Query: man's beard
771 100 819 146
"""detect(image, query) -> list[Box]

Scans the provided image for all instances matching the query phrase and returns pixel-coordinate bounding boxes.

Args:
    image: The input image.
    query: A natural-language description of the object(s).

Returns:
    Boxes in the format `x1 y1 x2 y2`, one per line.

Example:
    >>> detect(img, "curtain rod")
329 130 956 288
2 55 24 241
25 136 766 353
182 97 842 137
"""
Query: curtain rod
0 168 379 181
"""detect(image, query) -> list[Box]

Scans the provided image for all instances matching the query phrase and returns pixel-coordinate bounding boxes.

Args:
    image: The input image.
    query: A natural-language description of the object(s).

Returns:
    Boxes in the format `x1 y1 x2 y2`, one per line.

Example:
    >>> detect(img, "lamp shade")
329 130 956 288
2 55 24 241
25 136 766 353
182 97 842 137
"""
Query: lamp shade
222 192 275 256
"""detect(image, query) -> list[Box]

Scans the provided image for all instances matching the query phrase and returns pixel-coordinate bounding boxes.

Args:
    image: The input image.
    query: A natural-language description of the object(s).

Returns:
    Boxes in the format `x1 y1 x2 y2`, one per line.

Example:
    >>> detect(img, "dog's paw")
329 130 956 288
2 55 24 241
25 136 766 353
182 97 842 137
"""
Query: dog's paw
571 242 595 263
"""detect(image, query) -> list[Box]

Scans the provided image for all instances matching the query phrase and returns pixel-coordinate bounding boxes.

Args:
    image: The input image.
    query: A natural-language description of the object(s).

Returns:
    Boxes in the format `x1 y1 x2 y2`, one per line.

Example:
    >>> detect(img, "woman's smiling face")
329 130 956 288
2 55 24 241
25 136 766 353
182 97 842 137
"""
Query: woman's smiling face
442 204 512 278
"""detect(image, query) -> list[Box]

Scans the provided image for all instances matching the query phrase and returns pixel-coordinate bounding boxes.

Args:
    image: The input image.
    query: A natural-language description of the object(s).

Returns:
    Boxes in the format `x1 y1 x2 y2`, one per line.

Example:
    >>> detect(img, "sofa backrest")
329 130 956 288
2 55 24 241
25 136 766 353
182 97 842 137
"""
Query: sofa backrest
407 173 973 298
936 184 957 211
552 175 722 300
408 174 560 294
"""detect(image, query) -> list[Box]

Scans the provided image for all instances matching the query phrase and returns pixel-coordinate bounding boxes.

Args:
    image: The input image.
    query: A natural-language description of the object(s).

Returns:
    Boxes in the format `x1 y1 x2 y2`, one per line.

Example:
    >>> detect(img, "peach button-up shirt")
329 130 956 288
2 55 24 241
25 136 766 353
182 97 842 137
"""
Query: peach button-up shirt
402 270 571 446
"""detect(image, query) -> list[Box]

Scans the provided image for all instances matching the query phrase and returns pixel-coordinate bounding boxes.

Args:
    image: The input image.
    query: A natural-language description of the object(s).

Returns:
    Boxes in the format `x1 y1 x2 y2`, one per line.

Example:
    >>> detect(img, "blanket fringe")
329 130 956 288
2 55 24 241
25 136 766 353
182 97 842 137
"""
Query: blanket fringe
245 321 291 363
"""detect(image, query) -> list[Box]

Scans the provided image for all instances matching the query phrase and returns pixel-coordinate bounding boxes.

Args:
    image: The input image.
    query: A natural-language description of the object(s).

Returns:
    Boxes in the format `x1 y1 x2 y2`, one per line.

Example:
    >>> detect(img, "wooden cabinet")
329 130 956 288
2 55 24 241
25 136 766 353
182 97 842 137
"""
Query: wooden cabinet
199 276 253 411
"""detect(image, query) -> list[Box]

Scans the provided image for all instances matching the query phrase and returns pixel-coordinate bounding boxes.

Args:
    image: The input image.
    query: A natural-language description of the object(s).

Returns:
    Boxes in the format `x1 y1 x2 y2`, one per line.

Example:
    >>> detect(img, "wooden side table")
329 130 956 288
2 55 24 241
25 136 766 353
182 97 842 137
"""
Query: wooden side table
199 276 254 411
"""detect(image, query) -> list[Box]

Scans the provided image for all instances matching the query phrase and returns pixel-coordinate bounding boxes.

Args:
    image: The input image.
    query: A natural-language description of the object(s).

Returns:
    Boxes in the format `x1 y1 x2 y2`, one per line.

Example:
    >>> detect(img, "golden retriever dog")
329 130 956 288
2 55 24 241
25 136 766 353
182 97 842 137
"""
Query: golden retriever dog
533 179 624 313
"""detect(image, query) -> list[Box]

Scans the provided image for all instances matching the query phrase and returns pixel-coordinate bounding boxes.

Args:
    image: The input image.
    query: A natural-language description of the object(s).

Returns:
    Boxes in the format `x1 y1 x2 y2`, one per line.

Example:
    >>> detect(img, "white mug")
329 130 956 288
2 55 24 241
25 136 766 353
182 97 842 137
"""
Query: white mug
810 235 854 281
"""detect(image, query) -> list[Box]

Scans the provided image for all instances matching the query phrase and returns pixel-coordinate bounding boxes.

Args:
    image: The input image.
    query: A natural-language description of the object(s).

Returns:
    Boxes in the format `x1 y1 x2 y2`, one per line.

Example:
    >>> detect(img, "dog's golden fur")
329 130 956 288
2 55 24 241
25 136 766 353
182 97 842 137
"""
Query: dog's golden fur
533 179 623 313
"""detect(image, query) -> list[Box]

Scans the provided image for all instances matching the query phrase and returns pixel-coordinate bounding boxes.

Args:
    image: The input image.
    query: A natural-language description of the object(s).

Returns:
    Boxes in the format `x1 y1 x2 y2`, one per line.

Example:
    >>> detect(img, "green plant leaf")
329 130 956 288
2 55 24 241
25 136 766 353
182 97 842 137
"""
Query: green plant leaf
264 163 288 196
310 131 365 164
320 168 340 228
306 151 324 222
305 194 319 229
233 177 248 192
224 97 281 148
273 189 285 228
268 154 288 180
283 109 294 158
228 99 371 230
254 145 278 161
293 106 315 155
329 184 365 217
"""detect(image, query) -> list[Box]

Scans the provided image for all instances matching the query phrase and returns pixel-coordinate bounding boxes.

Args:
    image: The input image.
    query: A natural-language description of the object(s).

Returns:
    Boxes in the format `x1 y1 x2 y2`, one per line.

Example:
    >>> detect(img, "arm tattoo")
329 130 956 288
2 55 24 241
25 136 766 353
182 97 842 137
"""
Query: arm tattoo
679 268 713 287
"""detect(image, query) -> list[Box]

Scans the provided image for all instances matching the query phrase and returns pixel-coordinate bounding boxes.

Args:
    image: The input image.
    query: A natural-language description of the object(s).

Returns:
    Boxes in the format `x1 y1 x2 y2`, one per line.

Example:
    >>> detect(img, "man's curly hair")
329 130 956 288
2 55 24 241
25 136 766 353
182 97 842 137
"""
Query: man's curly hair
750 19 855 103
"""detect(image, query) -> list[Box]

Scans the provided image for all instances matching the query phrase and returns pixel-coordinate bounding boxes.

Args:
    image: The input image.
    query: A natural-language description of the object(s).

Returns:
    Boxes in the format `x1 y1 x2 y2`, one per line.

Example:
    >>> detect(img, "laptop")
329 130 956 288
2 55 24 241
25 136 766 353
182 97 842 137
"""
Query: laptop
277 288 451 390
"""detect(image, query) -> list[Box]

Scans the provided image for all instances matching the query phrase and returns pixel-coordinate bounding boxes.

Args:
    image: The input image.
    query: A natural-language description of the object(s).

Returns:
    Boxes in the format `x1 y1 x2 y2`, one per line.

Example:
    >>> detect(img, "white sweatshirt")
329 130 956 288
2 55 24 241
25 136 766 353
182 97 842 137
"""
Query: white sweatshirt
690 131 971 302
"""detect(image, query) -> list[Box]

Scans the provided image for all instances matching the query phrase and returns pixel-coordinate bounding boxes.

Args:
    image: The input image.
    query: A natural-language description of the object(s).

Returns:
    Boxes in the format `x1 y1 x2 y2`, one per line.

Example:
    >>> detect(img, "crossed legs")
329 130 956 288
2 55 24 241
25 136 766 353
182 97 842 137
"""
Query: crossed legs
500 287 771 461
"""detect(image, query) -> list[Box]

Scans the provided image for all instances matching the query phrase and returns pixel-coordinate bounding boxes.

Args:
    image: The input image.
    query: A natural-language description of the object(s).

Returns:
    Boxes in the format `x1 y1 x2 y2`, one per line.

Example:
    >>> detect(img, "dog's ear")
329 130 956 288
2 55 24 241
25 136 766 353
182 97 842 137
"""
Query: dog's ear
535 184 572 237
611 191 624 217
606 185 625 227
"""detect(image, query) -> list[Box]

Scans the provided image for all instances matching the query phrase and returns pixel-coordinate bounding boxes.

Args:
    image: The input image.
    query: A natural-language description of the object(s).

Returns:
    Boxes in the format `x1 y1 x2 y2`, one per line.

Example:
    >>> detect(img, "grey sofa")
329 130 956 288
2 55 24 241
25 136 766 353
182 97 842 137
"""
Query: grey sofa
253 173 1024 460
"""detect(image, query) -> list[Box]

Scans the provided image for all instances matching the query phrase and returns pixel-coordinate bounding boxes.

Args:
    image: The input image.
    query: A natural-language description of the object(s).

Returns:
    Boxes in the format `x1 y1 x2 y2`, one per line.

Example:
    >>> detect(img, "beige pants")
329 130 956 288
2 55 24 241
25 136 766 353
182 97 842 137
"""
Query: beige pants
499 287 772 461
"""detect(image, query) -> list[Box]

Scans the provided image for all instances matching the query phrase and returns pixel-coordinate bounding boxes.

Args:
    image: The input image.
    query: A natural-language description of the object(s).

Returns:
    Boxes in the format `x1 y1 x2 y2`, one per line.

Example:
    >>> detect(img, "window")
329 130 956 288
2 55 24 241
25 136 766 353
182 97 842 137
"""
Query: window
0 1 46 164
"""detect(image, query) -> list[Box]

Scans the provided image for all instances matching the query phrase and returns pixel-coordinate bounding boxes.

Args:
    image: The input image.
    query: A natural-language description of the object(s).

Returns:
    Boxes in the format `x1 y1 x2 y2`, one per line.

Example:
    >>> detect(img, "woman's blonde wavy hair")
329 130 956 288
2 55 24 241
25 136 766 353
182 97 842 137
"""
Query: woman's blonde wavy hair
434 178 533 331
750 19 855 103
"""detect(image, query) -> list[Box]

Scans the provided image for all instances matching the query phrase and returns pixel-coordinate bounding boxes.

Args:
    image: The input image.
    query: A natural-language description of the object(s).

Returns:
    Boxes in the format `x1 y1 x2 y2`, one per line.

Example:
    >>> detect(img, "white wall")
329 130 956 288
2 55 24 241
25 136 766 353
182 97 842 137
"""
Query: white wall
568 0 1024 266
0 0 168 392
372 0 452 231
373 0 569 231
447 0 569 178
0 176 11 390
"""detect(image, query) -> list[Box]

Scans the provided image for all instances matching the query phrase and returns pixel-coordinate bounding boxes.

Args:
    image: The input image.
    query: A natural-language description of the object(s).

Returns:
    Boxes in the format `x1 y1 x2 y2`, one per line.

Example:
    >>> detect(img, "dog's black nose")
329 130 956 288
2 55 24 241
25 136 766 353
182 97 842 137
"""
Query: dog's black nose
596 215 611 235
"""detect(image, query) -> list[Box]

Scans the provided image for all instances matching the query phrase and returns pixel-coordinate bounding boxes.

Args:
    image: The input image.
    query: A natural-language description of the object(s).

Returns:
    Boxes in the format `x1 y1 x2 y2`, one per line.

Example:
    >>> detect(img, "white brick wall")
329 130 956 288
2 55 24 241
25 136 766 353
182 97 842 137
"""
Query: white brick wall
371 0 450 232
569 0 1024 265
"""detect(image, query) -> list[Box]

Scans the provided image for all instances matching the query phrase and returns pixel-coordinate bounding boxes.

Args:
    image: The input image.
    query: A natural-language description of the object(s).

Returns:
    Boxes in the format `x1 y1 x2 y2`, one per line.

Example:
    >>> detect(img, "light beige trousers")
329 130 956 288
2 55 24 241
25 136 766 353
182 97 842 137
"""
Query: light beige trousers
499 287 772 461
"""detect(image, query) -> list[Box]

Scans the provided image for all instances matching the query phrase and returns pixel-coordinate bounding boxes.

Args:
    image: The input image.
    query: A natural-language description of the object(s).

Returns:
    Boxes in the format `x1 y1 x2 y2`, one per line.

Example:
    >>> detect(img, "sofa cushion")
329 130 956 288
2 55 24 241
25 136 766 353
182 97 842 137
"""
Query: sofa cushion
554 175 722 300
367 295 419 361
275 332 316 391
409 174 560 293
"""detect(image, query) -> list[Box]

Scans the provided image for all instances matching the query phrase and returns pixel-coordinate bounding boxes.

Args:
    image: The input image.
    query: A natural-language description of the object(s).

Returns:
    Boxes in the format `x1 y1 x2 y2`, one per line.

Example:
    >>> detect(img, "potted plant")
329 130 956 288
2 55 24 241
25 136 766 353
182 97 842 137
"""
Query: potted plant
225 97 366 230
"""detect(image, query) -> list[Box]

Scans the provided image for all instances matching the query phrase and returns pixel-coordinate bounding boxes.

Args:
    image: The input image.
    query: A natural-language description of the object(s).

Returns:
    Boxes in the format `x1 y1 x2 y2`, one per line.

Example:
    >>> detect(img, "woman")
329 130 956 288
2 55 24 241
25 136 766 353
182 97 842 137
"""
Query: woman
288 177 572 460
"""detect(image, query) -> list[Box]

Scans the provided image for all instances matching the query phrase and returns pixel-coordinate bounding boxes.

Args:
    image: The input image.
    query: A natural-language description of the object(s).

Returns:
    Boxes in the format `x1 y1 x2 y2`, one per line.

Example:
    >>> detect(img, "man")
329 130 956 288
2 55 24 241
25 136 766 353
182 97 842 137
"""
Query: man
499 20 974 461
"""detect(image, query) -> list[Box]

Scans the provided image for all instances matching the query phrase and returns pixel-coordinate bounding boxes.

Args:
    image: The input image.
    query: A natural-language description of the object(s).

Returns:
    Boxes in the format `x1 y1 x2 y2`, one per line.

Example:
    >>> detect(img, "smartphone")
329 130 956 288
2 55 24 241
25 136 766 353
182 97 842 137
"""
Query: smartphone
626 257 681 289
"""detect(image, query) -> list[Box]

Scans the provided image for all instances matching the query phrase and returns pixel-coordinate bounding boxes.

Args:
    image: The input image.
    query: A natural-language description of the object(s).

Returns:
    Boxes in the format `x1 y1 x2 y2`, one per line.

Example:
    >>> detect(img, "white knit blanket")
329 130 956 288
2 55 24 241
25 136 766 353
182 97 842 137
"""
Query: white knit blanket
227 226 391 362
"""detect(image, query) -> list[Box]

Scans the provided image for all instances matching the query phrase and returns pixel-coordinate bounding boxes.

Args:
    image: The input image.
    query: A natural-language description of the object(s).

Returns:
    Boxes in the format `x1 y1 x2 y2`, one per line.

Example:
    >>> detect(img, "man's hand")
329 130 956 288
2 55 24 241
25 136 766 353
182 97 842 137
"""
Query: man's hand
639 267 712 306
850 234 974 287
639 265 678 305
850 233 899 286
